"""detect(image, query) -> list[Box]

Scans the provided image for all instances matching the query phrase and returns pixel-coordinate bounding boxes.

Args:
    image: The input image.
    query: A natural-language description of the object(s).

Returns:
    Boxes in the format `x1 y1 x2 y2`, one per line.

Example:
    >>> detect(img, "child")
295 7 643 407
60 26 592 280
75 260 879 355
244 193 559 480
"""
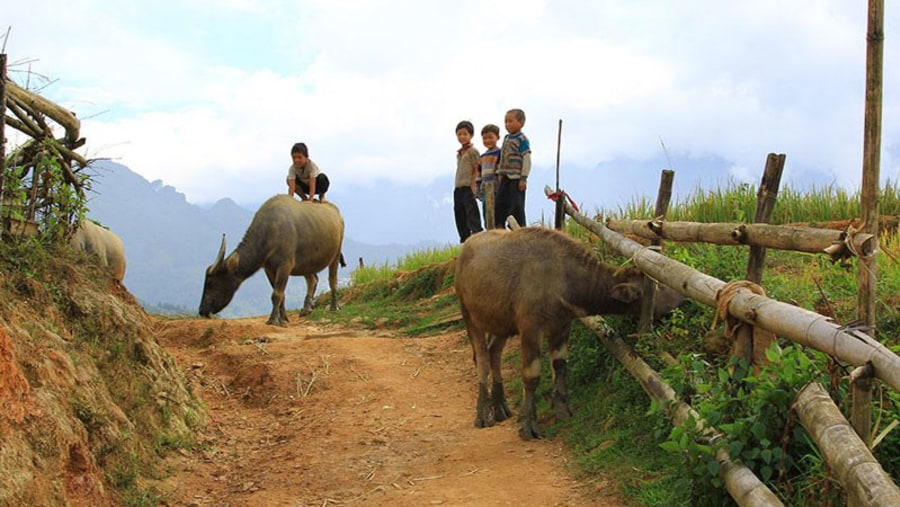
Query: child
495 109 531 228
286 142 330 202
453 120 483 243
479 124 501 228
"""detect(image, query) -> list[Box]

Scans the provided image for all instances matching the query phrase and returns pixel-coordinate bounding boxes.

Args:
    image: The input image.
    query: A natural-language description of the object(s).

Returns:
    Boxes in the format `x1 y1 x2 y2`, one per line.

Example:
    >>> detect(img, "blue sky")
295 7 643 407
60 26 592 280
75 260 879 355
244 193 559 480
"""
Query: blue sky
4 1 900 243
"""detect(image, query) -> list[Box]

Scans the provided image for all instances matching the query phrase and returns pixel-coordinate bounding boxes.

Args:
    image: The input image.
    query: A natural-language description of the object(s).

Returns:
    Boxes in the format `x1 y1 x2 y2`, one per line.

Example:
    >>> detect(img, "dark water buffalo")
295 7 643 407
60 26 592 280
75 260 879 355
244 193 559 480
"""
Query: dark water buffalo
454 227 684 440
199 195 345 326
70 220 127 282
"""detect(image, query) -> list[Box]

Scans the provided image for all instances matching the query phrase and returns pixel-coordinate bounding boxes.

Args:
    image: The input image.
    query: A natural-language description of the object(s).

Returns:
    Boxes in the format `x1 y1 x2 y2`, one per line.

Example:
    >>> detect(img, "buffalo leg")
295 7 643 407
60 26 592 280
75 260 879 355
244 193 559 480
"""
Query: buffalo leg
300 273 318 316
463 307 494 428
549 322 574 420
266 265 291 326
487 334 512 422
327 259 340 311
518 324 543 440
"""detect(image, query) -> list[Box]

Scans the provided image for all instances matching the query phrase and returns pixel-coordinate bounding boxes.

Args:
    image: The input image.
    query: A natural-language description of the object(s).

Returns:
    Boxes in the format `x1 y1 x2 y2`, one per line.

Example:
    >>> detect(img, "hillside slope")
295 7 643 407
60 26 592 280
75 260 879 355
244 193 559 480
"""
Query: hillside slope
0 243 203 506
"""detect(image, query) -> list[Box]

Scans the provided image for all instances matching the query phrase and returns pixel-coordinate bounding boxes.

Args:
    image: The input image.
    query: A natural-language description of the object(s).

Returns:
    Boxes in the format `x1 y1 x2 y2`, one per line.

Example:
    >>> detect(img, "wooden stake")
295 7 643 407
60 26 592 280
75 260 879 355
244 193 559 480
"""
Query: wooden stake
858 0 883 330
638 169 674 334
734 153 784 366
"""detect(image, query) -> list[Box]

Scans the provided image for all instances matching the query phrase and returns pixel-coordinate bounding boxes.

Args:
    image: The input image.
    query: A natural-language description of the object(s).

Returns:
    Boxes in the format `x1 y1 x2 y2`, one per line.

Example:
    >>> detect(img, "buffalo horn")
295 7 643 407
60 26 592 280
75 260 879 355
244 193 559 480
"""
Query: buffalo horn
211 234 227 272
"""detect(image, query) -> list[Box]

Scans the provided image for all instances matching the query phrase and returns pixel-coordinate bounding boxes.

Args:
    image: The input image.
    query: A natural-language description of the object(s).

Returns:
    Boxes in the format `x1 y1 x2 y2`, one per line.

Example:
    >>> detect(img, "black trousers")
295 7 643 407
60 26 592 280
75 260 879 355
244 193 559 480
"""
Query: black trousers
454 186 483 243
296 173 330 197
495 177 526 228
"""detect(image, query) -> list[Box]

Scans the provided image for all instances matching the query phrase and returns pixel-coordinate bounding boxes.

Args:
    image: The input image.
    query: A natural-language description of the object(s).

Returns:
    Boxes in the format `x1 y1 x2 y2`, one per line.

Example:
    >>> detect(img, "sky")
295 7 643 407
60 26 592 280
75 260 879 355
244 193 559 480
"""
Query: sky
3 1 900 243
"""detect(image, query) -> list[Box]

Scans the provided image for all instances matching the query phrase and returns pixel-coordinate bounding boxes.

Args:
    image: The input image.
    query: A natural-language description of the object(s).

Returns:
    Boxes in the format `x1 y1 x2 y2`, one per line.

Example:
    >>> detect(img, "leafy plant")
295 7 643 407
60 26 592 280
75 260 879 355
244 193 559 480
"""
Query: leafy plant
656 343 843 506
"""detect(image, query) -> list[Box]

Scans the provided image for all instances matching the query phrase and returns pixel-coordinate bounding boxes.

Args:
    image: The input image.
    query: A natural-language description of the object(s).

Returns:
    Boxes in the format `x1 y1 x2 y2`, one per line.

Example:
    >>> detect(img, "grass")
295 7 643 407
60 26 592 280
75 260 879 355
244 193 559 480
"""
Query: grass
312 180 900 506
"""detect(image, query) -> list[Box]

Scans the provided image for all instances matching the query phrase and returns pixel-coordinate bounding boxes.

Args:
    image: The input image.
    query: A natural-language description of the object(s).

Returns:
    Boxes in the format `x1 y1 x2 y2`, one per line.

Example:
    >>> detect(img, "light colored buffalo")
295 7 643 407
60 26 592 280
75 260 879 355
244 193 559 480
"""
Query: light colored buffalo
199 195 345 326
70 220 127 282
455 227 684 440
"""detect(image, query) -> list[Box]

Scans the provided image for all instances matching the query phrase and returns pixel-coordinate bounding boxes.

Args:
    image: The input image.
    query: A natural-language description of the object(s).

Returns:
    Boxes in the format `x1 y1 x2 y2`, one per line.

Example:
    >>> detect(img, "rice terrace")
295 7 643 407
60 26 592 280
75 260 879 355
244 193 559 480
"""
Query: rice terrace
3 4 900 507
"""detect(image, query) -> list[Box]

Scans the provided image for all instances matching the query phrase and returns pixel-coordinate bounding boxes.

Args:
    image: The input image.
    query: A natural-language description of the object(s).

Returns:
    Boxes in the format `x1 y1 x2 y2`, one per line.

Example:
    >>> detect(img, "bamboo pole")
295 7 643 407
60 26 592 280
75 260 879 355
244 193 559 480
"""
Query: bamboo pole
858 0 884 330
638 169 674 334
545 185 900 394
605 219 876 263
580 317 784 507
794 382 900 506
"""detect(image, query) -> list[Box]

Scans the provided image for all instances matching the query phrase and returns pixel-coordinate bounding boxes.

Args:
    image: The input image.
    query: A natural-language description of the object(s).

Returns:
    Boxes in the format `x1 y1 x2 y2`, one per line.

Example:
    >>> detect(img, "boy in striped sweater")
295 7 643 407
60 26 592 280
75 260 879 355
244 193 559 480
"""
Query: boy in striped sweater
495 109 531 228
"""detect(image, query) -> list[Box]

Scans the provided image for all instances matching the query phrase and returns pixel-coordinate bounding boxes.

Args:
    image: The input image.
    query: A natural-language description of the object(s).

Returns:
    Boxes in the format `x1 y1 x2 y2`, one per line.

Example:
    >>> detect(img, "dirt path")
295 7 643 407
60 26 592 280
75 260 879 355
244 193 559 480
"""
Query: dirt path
155 317 626 507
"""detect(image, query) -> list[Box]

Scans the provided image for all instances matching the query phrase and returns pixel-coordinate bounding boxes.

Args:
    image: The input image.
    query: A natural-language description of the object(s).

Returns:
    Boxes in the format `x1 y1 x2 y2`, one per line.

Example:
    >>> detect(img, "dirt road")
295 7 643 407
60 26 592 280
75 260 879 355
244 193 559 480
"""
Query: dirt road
156 317 625 506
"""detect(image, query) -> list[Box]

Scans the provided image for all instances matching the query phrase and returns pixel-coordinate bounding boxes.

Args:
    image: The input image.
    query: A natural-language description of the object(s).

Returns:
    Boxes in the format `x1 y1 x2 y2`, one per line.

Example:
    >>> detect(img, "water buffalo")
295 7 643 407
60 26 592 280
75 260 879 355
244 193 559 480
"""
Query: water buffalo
454 227 684 440
199 195 345 326
70 220 127 282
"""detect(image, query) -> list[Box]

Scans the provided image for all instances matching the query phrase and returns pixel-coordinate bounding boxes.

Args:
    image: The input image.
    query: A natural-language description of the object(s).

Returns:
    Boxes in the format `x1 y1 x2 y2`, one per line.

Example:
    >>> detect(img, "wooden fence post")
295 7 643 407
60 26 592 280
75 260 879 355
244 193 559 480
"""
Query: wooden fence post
638 169 674 334
554 190 565 230
858 0 883 331
850 363 875 447
733 153 784 366
852 9 883 505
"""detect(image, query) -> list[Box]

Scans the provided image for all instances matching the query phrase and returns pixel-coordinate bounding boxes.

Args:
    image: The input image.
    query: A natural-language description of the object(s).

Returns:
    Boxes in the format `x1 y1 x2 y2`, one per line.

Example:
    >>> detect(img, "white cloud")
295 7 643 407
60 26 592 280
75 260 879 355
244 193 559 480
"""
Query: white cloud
4 0 898 206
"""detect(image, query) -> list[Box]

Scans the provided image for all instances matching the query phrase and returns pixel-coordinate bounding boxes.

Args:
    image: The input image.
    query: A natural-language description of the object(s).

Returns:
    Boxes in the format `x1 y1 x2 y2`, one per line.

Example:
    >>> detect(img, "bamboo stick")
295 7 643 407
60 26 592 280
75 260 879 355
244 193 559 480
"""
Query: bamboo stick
605 219 875 263
794 382 900 506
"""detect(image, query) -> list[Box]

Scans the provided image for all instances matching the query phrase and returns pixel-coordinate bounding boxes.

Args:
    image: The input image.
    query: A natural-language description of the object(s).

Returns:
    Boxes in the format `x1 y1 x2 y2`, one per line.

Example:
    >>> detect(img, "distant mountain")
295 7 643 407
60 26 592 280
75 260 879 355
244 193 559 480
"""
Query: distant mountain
83 161 441 318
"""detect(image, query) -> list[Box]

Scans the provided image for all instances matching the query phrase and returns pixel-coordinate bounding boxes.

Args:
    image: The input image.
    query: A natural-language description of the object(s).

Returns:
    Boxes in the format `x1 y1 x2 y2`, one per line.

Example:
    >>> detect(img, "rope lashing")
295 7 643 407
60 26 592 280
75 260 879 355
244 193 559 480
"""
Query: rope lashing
547 190 579 211
712 280 768 337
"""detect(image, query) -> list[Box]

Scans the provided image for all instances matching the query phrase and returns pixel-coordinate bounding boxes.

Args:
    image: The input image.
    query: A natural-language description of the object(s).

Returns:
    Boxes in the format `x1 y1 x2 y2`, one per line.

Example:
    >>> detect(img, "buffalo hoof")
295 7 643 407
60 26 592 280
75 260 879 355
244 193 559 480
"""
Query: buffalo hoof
474 385 495 428
298 307 312 317
518 417 542 440
551 392 573 420
494 401 513 423
266 319 288 327
474 413 495 428
491 382 512 422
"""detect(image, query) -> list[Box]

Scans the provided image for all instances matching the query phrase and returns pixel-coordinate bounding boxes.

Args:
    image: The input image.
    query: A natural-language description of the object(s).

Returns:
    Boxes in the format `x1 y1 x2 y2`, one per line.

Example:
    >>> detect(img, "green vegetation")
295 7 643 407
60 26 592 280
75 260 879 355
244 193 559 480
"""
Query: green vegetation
310 181 900 506
2 151 89 242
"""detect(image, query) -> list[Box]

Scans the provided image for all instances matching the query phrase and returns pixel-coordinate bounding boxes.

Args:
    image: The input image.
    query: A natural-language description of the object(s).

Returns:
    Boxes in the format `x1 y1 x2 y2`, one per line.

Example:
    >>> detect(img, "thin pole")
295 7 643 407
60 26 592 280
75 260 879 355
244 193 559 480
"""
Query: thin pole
555 119 562 191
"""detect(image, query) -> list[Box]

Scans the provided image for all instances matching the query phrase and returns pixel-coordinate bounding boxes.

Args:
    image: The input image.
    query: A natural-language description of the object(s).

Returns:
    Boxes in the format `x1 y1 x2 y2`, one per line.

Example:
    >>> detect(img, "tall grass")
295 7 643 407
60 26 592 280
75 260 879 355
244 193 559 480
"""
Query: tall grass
605 179 900 224
351 245 460 285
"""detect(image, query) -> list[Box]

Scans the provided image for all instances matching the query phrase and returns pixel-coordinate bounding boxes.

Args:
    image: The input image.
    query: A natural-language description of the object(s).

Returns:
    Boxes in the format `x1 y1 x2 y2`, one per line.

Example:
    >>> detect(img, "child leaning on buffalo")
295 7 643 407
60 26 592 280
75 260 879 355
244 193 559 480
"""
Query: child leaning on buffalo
286 142 330 203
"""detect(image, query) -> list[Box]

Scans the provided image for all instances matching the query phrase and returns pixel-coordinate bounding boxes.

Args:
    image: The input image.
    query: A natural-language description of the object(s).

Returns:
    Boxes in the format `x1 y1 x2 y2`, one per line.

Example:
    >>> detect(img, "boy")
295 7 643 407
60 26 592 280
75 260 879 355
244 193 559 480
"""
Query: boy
495 108 531 228
453 120 483 243
479 124 501 229
286 142 330 202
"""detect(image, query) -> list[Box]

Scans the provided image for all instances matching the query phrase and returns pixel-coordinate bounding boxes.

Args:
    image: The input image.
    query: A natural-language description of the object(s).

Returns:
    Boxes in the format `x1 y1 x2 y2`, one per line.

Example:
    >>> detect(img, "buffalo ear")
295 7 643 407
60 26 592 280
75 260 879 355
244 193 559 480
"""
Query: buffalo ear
225 252 240 274
610 283 640 303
